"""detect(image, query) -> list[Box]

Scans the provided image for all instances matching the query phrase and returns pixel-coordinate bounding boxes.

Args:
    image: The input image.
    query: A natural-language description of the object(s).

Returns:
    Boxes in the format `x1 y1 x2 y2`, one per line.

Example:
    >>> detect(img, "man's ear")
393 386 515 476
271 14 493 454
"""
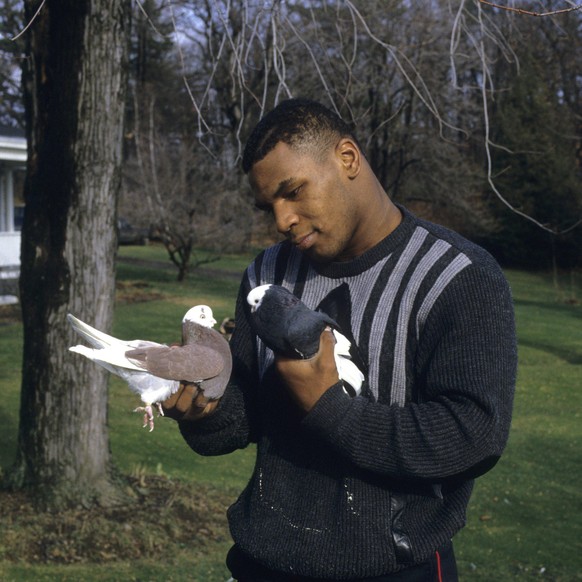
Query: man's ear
336 138 361 179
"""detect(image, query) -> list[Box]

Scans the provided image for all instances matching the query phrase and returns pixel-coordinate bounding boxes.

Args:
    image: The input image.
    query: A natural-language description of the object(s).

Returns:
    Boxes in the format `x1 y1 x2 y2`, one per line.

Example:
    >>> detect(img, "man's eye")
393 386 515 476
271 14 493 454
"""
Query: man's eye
255 203 273 214
284 187 301 200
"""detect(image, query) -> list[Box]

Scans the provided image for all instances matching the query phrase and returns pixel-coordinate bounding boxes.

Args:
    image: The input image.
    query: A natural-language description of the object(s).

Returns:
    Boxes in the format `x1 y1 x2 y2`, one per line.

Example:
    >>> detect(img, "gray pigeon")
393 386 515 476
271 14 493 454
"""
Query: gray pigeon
247 284 364 396
68 305 232 430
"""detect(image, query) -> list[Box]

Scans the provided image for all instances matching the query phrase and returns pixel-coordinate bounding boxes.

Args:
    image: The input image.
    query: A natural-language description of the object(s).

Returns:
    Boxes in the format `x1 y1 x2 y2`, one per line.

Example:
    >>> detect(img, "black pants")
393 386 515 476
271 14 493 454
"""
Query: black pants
227 542 458 582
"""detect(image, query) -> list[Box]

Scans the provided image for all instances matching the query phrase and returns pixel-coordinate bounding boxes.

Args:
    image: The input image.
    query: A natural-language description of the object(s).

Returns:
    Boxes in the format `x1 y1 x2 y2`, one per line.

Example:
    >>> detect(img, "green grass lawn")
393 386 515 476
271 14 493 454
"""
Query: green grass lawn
1 250 581 581
454 270 582 581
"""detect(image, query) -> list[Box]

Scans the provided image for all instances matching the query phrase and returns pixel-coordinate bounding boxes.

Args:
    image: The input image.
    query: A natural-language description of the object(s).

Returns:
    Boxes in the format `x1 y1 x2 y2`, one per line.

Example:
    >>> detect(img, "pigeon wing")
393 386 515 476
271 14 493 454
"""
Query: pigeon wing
125 344 225 382
286 308 337 359
189 328 232 399
250 286 339 358
255 303 293 354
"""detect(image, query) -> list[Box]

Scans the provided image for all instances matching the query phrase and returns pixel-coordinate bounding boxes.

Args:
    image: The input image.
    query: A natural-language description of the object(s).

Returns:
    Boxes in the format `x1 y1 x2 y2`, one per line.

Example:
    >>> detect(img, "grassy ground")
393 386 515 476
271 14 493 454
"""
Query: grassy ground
0 246 581 581
453 270 582 581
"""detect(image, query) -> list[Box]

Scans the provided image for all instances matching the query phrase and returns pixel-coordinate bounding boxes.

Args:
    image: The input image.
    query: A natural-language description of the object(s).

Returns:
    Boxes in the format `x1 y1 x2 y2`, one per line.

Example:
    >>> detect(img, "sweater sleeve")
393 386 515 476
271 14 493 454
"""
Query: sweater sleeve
302 262 517 482
178 276 260 456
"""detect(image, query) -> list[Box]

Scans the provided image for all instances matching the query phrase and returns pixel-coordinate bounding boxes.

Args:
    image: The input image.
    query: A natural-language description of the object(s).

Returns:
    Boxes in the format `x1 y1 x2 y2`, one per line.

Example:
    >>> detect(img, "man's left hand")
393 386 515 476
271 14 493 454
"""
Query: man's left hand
274 328 339 412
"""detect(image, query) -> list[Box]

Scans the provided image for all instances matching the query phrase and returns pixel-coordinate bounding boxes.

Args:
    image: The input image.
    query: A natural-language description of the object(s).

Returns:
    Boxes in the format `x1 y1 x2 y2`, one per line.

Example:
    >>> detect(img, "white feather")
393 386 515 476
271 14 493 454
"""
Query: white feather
183 305 217 327
332 330 364 396
69 344 147 373
68 342 179 405
247 284 271 313
67 310 214 430
67 314 174 402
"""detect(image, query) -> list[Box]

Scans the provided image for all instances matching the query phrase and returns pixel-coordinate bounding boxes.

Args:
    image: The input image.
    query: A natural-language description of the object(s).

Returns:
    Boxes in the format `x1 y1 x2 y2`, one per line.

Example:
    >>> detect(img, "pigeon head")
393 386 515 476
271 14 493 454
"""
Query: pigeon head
183 305 217 328
247 284 273 313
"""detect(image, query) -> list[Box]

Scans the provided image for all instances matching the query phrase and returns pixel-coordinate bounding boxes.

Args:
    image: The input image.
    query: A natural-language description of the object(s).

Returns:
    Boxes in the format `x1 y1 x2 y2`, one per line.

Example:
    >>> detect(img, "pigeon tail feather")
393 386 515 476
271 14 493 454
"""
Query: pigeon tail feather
332 330 352 357
331 331 364 396
69 344 145 372
67 314 158 351
69 345 180 402
336 357 365 396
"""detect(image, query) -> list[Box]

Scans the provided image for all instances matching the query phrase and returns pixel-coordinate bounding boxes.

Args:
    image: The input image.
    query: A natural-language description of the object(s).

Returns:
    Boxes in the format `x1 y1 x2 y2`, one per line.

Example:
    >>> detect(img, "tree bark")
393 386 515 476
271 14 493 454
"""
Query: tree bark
10 0 130 510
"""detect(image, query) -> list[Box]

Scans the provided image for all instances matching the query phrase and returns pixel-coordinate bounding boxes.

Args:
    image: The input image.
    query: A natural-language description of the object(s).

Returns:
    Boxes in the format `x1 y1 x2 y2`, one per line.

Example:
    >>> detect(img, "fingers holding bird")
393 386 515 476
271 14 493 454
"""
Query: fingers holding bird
161 382 219 421
274 328 340 412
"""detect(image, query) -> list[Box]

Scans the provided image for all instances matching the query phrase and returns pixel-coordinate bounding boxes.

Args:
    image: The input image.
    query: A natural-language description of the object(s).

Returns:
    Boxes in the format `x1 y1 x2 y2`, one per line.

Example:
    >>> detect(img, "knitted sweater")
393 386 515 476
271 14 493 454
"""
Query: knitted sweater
179 207 517 579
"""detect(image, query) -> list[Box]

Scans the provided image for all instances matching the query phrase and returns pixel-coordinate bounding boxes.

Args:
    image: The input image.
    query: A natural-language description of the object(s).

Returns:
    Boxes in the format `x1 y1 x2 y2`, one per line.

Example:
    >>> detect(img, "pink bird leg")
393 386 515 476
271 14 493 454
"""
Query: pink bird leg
133 402 164 431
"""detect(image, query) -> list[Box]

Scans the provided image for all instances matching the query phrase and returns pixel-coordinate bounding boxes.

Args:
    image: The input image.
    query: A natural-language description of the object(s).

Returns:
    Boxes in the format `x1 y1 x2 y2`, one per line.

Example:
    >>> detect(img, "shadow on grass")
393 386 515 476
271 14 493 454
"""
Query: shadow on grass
517 339 582 365
0 403 19 471
513 298 581 318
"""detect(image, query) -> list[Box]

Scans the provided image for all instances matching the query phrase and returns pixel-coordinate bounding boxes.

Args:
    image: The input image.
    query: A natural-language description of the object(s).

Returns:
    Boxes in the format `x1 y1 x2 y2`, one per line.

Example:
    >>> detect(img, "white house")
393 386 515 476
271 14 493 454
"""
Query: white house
0 126 26 303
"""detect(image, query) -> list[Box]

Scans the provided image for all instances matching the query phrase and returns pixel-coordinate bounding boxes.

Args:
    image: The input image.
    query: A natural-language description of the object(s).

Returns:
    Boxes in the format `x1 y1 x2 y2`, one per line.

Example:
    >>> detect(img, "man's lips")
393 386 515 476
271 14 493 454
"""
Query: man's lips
292 232 316 251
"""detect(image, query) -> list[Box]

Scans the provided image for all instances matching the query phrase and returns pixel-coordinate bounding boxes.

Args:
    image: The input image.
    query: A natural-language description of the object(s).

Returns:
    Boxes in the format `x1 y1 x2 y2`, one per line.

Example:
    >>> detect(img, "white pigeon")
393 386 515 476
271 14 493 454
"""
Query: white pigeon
68 306 232 430
247 284 365 396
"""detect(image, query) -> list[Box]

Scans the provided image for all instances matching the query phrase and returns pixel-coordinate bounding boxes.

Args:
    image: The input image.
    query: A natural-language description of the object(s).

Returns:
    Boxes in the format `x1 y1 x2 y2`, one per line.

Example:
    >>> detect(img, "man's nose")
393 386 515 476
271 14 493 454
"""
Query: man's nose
273 202 298 235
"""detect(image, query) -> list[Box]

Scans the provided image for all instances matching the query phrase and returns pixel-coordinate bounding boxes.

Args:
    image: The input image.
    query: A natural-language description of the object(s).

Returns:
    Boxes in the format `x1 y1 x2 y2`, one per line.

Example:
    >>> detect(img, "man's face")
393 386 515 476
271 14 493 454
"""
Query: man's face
249 141 361 263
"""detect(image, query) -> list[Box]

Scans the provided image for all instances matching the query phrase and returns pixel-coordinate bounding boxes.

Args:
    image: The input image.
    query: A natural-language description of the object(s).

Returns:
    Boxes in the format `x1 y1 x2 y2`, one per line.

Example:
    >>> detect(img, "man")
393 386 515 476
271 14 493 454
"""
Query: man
163 99 517 581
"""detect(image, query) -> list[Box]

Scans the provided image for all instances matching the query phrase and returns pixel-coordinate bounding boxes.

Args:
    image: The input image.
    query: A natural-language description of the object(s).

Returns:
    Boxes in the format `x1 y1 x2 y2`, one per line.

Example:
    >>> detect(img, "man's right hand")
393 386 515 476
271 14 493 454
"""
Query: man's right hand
162 382 220 421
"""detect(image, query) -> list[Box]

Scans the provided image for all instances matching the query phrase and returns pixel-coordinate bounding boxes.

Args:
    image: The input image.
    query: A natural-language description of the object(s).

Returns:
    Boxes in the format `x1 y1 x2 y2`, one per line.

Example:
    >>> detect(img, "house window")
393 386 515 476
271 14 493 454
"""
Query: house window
0 167 25 232
12 169 25 231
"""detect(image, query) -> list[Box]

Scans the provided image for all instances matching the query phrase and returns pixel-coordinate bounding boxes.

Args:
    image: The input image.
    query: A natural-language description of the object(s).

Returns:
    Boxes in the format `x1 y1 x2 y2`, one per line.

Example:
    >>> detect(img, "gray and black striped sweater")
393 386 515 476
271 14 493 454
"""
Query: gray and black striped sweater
180 207 517 580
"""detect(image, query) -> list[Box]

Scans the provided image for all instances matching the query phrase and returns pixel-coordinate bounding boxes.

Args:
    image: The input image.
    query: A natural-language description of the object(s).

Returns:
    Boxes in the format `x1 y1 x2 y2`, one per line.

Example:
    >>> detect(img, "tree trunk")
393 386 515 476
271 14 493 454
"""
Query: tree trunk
10 0 130 510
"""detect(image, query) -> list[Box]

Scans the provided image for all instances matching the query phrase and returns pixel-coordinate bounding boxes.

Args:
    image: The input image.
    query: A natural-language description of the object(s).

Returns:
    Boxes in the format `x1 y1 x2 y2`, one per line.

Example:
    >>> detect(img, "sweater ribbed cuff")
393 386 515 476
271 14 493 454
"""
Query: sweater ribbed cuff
301 381 354 438
177 384 239 433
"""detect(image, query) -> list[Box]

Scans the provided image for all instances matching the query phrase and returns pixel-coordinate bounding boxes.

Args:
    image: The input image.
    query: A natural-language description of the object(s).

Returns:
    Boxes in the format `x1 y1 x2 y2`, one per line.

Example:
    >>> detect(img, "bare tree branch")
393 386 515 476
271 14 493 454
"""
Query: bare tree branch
479 0 582 17
475 1 582 234
11 0 45 41
133 0 582 238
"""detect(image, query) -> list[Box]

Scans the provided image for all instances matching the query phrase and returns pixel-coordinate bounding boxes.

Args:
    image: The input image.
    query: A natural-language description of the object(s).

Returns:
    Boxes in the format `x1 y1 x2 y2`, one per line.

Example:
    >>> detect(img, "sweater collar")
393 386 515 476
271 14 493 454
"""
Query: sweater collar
311 204 415 278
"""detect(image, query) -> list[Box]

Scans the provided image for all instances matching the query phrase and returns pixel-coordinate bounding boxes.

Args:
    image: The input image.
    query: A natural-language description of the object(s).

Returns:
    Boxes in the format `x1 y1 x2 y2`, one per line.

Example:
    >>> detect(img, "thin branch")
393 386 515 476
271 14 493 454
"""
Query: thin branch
479 0 582 16
476 2 582 235
135 0 169 38
11 0 46 41
284 15 336 110
449 0 468 87
344 0 472 143
168 3 214 153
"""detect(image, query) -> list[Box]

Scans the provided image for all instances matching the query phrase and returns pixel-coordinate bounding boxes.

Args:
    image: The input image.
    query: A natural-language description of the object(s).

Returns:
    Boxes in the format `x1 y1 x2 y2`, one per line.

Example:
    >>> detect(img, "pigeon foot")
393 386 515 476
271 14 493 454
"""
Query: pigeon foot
133 402 165 431
134 404 156 431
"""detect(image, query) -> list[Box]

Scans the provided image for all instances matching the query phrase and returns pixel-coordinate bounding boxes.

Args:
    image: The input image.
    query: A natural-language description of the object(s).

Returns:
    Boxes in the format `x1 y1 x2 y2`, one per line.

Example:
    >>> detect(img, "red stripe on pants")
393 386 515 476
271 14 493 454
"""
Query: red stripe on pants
436 550 443 582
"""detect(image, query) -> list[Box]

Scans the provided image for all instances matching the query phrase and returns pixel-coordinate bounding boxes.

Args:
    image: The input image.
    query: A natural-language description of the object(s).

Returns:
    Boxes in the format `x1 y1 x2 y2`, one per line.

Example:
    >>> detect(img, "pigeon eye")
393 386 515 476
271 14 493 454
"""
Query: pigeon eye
200 314 206 319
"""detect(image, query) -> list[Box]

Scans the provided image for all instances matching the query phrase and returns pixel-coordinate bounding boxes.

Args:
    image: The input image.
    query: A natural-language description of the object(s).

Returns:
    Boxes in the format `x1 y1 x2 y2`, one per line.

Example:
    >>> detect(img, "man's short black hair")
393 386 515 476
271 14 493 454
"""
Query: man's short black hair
242 98 359 174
